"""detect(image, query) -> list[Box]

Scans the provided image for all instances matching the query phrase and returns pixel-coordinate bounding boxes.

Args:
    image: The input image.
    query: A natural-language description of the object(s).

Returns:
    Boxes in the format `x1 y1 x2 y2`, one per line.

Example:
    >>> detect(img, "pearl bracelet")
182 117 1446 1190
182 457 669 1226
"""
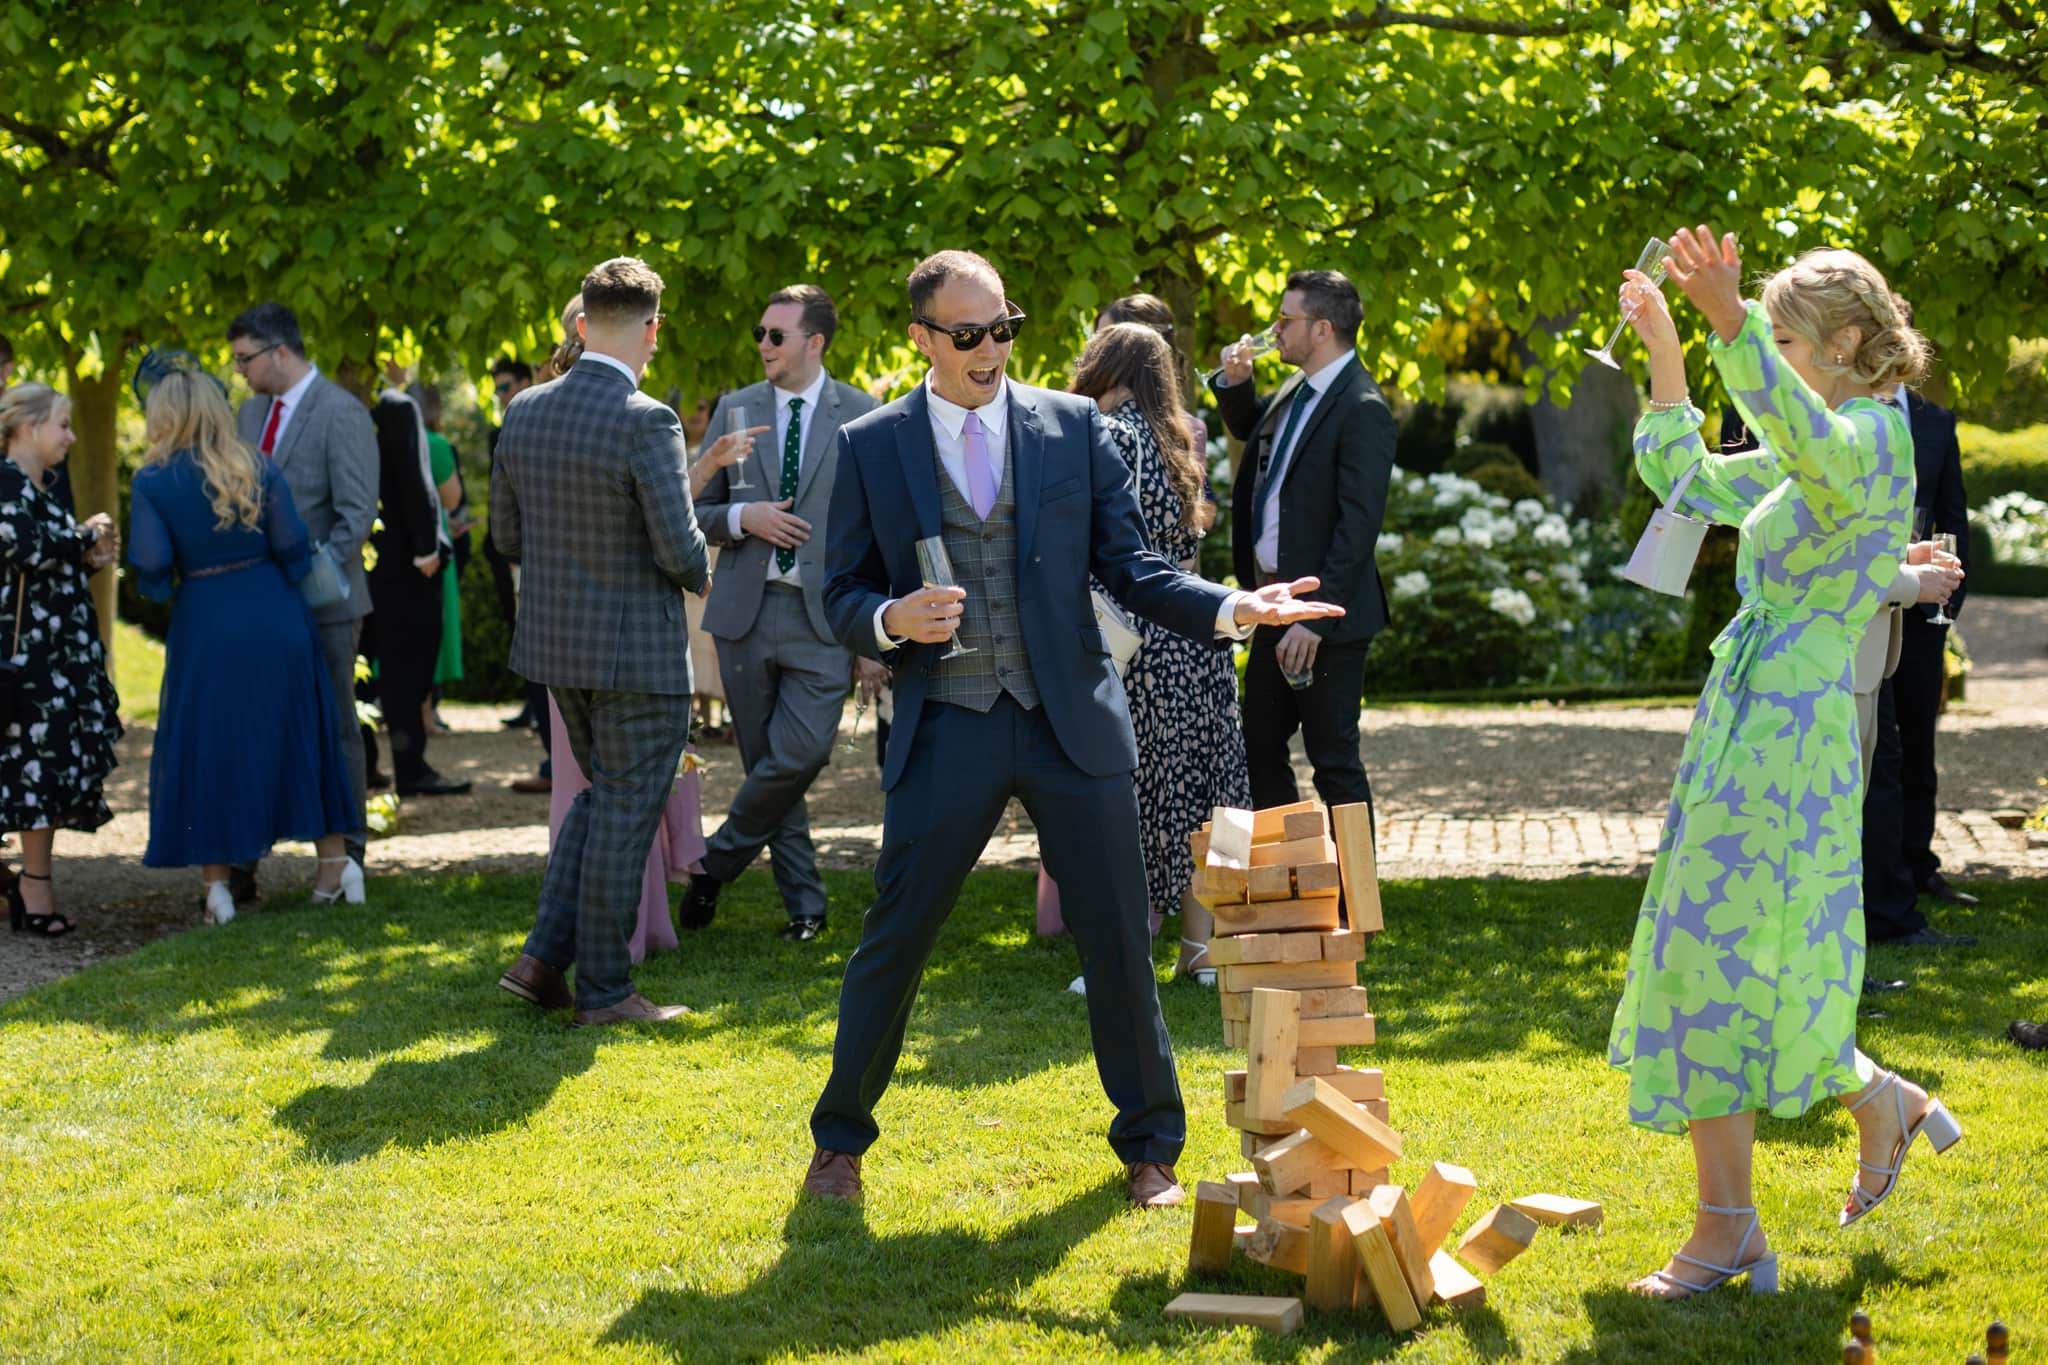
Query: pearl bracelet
1647 397 1692 410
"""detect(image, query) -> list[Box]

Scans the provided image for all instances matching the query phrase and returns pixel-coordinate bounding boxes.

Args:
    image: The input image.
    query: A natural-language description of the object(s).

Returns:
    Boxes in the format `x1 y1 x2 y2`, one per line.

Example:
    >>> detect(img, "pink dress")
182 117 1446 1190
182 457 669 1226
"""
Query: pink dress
547 697 706 963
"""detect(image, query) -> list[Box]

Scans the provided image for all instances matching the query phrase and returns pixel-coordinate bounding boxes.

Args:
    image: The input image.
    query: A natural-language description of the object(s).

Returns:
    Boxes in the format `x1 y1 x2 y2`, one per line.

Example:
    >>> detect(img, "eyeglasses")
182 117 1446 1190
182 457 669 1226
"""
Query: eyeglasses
914 310 1027 351
230 343 280 369
493 380 517 395
752 326 811 347
1273 313 1322 329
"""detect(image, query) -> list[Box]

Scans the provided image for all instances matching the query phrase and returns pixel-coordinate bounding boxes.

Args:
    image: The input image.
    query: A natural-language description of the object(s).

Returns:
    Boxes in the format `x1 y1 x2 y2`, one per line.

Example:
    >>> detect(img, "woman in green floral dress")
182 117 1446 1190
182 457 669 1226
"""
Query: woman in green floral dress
1608 227 1963 1299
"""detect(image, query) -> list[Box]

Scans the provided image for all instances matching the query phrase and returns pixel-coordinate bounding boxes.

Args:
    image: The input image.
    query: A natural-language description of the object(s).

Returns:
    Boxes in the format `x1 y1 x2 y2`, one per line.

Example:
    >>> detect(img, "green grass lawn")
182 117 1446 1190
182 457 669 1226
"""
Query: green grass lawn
111 618 165 723
2 873 2042 1362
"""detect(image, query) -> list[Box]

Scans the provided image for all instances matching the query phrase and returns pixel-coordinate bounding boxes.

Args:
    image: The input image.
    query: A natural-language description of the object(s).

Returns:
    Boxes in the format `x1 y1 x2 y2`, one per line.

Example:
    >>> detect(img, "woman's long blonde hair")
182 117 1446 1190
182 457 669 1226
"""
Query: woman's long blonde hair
144 370 265 530
1761 248 1931 389
0 382 68 451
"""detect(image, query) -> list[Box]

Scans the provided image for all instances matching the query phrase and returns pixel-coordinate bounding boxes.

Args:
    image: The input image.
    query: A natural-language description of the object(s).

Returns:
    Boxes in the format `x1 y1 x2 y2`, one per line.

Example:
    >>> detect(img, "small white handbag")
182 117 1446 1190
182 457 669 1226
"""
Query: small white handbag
1622 462 1709 597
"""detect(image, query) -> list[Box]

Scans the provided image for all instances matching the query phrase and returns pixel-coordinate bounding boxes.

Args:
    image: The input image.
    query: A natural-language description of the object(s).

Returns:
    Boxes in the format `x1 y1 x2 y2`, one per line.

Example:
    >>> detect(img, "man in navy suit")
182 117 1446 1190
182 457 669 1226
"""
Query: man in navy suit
803 250 1340 1208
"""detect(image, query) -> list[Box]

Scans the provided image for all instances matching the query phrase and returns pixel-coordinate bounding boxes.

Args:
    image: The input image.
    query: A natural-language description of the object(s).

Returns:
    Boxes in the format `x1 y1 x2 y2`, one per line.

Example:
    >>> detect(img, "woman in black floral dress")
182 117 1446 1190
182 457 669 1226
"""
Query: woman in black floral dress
1072 323 1252 983
1 383 122 937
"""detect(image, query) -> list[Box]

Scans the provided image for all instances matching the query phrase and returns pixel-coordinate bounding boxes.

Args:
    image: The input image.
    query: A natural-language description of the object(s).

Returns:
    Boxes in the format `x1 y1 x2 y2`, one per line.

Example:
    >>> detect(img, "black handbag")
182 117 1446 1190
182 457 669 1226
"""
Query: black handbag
0 572 26 725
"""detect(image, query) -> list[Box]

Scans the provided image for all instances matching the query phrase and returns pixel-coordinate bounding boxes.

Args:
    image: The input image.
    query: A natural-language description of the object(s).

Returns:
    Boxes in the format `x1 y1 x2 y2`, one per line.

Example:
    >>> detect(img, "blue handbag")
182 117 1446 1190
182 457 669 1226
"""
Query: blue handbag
299 542 351 610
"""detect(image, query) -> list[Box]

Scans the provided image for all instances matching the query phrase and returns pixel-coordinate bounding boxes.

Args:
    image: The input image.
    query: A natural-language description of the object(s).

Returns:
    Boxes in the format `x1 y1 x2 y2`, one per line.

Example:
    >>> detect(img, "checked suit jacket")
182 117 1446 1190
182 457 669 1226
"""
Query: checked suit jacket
236 373 378 625
489 357 709 695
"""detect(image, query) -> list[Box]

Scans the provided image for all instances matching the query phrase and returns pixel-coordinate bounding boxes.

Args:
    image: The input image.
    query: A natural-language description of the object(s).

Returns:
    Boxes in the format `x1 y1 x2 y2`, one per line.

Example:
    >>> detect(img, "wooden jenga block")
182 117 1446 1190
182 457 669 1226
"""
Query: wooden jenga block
1428 1249 1486 1308
1320 929 1367 962
1305 1196 1360 1312
1250 834 1340 868
1210 897 1343 935
1341 1200 1421 1332
1251 799 1321 841
1225 1171 1261 1198
1245 1218 1309 1274
1325 1066 1385 1102
1509 1194 1603 1229
1368 1184 1435 1309
1295 1014 1376 1048
1192 862 1250 908
1225 1018 1366 1049
1240 1130 1291 1160
1207 806 1256 869
1247 864 1294 902
1295 1046 1339 1074
1220 984 1369 1023
1224 1101 1297 1136
1217 959 1357 994
1241 1187 1325 1224
1329 802 1383 932
1188 1181 1240 1274
1208 931 1324 968
1349 1166 1392 1194
1246 988 1300 1122
1411 1162 1478 1250
1165 1292 1302 1336
1253 1128 1347 1196
1282 808 1329 842
1293 862 1342 899
1455 1204 1539 1276
1282 1077 1402 1170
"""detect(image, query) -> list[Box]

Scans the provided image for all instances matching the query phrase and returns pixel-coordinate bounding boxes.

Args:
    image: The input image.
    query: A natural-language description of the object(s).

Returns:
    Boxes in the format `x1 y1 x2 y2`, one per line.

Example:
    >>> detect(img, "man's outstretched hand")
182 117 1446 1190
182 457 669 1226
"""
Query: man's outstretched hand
1233 576 1345 628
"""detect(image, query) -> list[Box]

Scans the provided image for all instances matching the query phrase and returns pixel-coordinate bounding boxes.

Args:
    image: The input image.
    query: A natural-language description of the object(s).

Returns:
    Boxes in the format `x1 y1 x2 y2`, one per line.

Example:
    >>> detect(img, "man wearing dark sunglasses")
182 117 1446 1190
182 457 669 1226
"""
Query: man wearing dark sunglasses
802 249 1344 1212
684 285 879 943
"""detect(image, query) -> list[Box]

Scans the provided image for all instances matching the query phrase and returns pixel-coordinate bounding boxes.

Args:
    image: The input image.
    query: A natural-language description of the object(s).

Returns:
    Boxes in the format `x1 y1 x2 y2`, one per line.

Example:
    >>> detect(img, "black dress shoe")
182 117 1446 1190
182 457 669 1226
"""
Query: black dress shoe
1884 926 1978 948
227 867 260 905
501 708 536 729
366 771 392 792
780 916 825 943
679 874 722 930
2009 1020 2047 1051
1862 977 1909 994
1919 874 1979 907
397 772 474 797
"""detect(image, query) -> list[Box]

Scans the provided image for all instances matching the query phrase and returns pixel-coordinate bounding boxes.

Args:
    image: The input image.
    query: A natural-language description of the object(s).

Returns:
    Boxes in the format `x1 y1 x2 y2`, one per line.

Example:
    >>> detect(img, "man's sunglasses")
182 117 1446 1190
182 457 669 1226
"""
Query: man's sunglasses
914 311 1027 351
752 325 811 346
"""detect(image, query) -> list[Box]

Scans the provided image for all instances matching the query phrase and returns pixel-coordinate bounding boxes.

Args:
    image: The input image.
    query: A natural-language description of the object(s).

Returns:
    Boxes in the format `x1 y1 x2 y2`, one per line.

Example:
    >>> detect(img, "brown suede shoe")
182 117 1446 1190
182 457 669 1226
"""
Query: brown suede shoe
803 1148 863 1201
498 954 572 1011
570 993 691 1028
1126 1161 1185 1209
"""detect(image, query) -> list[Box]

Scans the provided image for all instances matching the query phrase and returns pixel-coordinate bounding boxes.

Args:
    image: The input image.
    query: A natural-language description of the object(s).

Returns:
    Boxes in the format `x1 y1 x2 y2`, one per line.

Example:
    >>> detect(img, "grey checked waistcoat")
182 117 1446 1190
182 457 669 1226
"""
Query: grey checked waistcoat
926 438 1040 712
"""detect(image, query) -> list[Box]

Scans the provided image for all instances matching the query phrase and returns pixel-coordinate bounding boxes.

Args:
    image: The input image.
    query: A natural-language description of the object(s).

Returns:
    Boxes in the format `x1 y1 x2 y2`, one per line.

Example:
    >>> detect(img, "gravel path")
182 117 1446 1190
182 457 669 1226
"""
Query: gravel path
5 598 2043 1002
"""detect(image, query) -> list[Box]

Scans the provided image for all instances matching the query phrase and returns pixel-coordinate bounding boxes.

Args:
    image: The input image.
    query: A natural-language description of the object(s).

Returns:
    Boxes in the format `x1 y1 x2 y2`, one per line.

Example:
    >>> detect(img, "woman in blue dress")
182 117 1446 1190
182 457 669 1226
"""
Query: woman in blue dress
128 369 363 923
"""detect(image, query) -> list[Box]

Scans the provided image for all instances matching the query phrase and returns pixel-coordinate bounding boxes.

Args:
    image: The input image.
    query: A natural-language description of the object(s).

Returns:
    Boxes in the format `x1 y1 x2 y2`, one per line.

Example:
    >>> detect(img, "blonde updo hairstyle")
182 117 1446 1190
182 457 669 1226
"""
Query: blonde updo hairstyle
1760 248 1930 390
144 369 265 531
0 382 68 450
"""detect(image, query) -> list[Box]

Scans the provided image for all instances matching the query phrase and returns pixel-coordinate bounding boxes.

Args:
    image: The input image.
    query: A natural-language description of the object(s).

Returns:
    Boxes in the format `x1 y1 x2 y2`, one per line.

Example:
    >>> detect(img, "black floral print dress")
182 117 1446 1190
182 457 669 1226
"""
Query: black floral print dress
0 460 121 832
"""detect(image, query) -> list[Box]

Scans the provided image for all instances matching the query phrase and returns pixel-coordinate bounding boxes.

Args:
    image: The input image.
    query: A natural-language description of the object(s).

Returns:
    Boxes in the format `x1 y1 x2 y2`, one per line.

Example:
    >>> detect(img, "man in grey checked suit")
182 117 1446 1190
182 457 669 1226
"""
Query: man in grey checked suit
680 284 882 942
491 258 710 1027
228 302 378 897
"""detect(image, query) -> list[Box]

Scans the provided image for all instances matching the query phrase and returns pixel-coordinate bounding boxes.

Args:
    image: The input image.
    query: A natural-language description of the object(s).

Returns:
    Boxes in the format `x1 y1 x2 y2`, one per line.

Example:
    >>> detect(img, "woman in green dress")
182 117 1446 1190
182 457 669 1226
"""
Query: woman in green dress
1608 226 1962 1299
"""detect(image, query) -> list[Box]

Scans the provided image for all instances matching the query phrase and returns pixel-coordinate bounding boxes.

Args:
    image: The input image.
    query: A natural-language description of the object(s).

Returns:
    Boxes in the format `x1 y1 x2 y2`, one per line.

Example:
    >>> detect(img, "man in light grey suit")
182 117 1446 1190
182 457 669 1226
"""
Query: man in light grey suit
229 302 378 896
491 257 709 1027
680 285 882 941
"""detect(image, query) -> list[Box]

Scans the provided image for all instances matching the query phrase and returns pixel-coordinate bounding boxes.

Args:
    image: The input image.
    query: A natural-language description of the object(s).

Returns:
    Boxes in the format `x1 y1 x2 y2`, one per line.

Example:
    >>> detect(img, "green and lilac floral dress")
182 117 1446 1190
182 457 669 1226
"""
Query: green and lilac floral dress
1608 301 1915 1135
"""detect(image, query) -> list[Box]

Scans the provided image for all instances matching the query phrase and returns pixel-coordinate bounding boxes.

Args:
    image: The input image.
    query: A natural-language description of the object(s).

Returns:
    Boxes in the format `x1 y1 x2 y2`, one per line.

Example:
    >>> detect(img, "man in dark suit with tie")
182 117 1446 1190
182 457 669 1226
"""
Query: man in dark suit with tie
490 258 711 1027
681 284 882 942
801 250 1341 1208
229 302 379 899
1210 270 1398 814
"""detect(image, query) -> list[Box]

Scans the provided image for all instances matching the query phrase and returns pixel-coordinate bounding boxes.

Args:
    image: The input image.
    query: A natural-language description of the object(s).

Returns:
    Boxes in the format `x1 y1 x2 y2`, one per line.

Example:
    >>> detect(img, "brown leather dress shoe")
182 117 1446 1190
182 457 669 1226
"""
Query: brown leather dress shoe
510 775 553 794
498 954 572 1011
803 1148 863 1201
1126 1161 1185 1209
571 993 691 1028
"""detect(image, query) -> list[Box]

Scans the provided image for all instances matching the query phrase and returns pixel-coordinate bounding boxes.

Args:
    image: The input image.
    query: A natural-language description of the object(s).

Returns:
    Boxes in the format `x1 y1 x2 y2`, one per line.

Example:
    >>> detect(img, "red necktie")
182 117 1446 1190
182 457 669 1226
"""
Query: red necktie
260 400 285 457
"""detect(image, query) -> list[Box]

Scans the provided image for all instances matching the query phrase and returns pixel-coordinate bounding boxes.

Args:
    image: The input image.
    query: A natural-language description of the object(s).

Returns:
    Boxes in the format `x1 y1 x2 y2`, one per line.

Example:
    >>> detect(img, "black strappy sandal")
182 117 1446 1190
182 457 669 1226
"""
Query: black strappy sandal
8 871 75 937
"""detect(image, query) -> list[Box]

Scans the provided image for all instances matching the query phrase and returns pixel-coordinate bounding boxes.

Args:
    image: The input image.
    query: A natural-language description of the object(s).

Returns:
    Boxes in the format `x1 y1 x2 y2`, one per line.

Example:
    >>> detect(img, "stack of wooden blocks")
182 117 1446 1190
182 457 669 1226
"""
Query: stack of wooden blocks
1167 799 1598 1338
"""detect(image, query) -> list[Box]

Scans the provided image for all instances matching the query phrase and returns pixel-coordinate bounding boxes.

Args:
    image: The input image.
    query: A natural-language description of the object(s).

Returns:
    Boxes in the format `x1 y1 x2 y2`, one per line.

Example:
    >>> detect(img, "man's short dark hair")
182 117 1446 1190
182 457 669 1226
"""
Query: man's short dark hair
906 250 1003 318
491 356 534 383
580 258 664 328
227 302 306 357
766 283 839 347
1286 269 1364 344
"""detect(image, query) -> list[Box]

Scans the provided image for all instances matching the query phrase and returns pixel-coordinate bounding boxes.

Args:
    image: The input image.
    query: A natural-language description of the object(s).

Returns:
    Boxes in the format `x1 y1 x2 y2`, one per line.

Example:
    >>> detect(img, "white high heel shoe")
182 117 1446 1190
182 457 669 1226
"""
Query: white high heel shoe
1637 1203 1779 1297
203 879 236 926
1840 1070 1963 1227
310 856 366 906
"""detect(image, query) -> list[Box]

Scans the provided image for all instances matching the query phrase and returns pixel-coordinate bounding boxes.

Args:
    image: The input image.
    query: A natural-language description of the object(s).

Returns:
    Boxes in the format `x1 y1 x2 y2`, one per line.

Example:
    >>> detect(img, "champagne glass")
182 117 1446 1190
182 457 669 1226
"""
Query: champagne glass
723 408 754 490
1584 237 1672 370
1930 531 1957 625
1229 328 1280 366
914 536 975 660
840 687 870 755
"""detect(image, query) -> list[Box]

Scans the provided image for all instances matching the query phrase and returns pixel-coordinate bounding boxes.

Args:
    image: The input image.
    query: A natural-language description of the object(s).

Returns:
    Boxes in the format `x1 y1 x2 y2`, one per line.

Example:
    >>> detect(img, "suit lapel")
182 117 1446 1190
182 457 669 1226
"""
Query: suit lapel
269 380 320 470
1257 371 1308 442
794 378 839 505
1907 391 1938 501
892 386 943 542
1283 356 1359 477
1010 388 1046 566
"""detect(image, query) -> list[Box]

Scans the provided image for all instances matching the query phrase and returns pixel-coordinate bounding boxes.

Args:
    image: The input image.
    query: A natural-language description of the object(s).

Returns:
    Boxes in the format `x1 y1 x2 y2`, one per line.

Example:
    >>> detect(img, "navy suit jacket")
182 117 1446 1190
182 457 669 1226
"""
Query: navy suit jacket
825 381 1234 791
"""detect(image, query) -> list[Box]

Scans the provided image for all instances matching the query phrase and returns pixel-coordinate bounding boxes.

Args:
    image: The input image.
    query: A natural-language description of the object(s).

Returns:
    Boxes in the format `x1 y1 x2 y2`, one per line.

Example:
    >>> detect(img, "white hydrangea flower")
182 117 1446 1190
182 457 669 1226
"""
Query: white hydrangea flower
1513 498 1547 524
1524 568 1545 583
1533 516 1573 548
1464 528 1494 550
1376 532 1404 554
1432 525 1462 546
1486 586 1538 627
1392 570 1432 600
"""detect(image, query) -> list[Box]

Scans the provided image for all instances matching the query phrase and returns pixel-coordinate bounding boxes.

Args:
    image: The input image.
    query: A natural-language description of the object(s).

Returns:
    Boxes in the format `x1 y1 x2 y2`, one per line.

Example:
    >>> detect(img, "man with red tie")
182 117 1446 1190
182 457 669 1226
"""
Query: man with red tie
228 302 379 904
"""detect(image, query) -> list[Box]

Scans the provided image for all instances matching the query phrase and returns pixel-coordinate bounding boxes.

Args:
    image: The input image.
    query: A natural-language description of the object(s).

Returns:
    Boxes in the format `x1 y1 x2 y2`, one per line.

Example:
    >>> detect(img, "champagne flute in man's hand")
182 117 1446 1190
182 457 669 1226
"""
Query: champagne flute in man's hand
914 536 975 660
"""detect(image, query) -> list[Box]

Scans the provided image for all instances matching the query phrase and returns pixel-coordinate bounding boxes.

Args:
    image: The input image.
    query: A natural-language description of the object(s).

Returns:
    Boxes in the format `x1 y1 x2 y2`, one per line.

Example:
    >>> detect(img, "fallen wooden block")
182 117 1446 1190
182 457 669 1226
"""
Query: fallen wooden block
1240 1186 1326 1224
1188 1181 1240 1275
1294 1046 1339 1074
1164 1292 1303 1336
1411 1162 1478 1250
1456 1204 1539 1276
1283 1076 1402 1170
1428 1248 1486 1308
1217 959 1358 994
1368 1184 1435 1309
1342 1200 1421 1332
1282 808 1330 842
1247 864 1294 902
1253 1128 1349 1196
1293 861 1343 899
1250 833 1340 869
1320 930 1367 962
1510 1194 1604 1230
1225 1171 1262 1198
1251 800 1322 841
1329 802 1383 933
1305 1196 1360 1312
1210 897 1344 935
1223 1101 1297 1136
1246 988 1301 1123
1348 1166 1392 1195
1219 984 1369 1023
1208 931 1324 968
1240 1130 1292 1160
1245 1217 1310 1274
1207 806 1256 870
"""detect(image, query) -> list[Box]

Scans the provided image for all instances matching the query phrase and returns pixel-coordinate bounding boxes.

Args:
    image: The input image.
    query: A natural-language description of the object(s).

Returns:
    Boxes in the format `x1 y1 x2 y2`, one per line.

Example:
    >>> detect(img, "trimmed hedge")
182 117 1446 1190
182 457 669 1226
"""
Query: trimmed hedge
1960 422 2048 502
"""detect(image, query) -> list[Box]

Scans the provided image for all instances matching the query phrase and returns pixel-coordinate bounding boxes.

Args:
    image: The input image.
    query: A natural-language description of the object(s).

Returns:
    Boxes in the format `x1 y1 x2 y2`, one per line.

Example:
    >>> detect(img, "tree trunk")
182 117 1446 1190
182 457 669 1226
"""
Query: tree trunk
63 352 125 652
1517 318 1640 517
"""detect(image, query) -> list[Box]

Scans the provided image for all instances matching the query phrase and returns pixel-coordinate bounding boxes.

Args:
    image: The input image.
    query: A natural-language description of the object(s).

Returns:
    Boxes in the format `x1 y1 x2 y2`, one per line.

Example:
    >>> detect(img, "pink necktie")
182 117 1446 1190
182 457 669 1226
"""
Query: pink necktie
961 411 998 521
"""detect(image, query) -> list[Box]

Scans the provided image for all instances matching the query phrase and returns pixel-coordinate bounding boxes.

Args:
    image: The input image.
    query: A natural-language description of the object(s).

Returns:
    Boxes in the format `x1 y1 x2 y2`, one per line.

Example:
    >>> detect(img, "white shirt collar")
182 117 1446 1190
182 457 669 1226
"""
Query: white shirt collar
579 351 641 387
1892 383 1912 412
275 363 319 412
775 369 828 412
1298 350 1354 398
925 373 1010 441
